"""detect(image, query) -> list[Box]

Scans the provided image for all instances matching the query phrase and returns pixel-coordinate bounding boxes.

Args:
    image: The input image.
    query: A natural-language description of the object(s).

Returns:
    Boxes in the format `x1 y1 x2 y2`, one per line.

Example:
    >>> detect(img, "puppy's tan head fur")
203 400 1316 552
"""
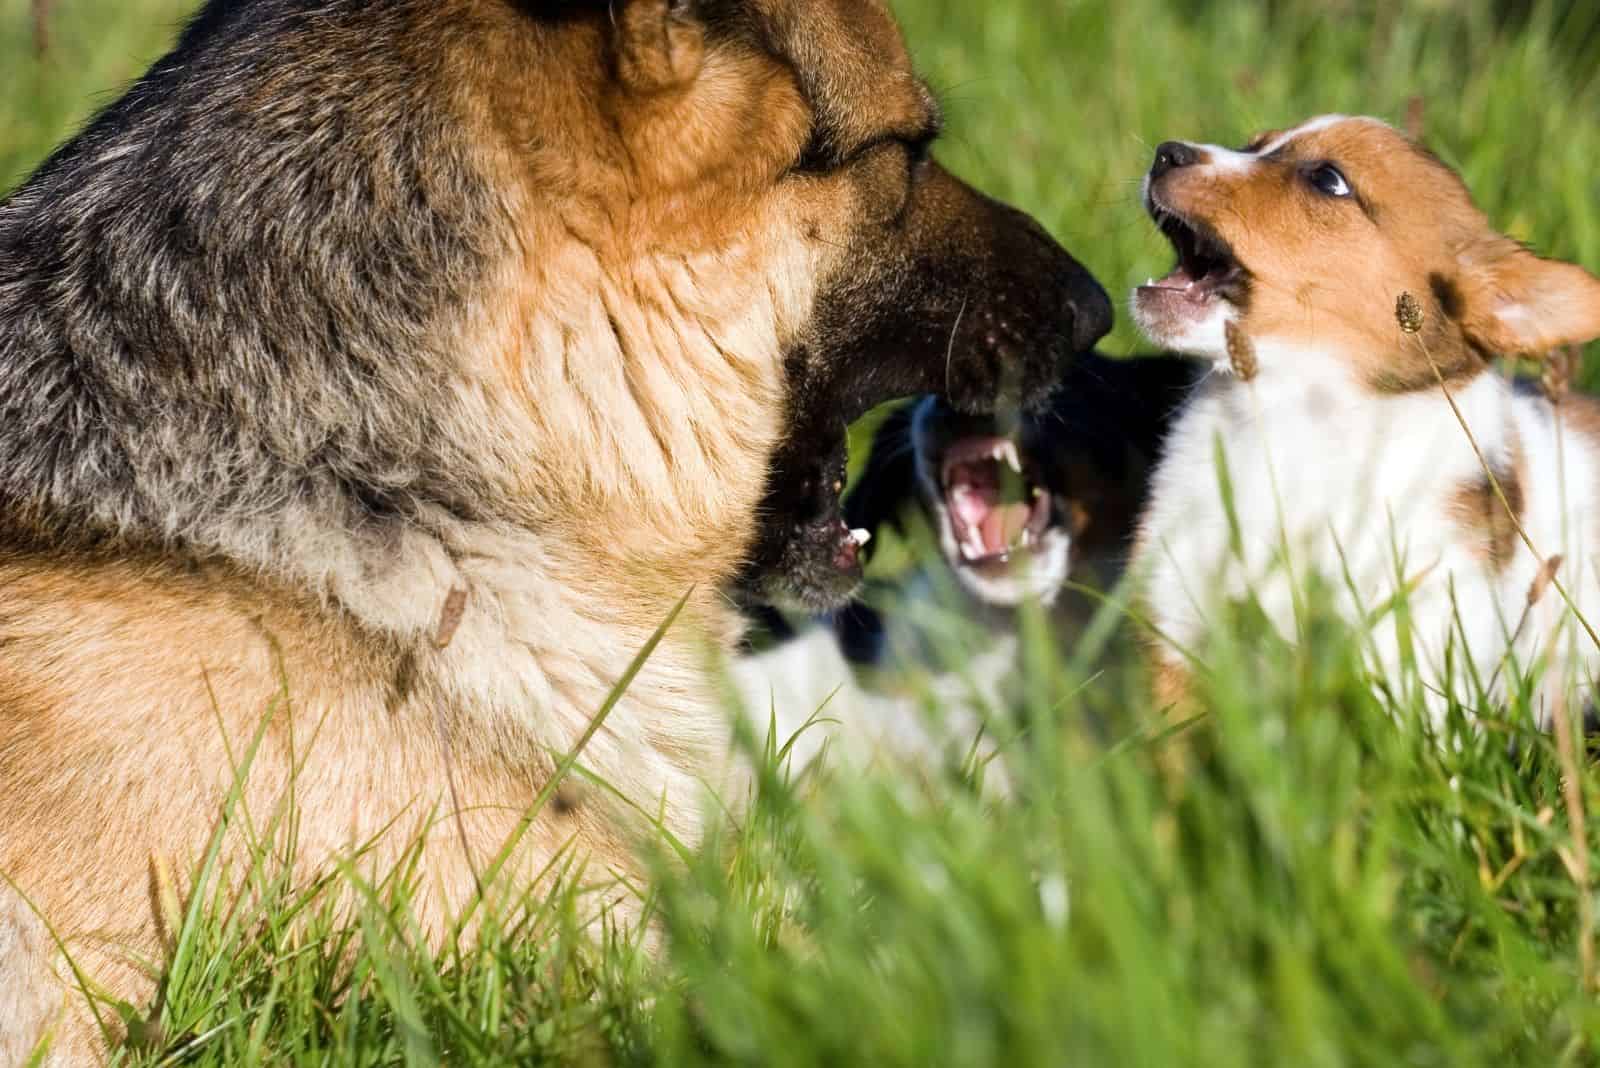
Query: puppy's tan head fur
1131 114 1600 390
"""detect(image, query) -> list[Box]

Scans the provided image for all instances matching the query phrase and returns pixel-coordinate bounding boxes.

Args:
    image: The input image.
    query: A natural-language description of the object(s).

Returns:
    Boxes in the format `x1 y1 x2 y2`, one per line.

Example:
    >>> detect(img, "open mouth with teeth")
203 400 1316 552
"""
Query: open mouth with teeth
940 435 1053 571
1136 205 1247 308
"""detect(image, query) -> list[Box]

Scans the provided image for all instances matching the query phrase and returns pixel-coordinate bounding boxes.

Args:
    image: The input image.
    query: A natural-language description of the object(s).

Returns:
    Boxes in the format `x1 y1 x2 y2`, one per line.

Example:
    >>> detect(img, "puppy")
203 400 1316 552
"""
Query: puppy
734 353 1195 780
0 1 1112 1061
1130 115 1600 725
851 352 1199 610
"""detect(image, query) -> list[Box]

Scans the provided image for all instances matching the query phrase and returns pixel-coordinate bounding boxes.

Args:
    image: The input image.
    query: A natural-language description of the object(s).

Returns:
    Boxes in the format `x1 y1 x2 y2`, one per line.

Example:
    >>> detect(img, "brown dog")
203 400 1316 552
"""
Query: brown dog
0 1 1109 1060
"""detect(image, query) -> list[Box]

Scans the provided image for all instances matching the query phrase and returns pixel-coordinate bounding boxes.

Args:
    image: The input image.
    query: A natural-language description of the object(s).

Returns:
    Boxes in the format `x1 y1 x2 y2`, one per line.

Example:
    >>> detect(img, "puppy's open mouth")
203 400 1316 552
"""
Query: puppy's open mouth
1137 206 1247 307
940 436 1053 570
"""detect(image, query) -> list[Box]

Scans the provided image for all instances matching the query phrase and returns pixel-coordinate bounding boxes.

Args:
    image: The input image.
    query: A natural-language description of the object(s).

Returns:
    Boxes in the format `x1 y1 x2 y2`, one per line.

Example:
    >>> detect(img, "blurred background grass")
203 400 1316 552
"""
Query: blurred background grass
6 0 1599 362
6 1 1600 1065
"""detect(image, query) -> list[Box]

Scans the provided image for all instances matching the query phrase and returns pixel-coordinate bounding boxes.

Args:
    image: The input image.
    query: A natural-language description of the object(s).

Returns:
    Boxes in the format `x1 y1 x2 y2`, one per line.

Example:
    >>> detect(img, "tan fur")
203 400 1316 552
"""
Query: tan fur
1447 430 1526 570
1150 656 1193 712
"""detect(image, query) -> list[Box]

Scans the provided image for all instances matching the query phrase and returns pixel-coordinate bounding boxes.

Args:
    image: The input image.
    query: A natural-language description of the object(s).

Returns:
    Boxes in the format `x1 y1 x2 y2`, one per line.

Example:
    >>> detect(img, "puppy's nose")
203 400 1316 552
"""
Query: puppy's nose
1065 271 1114 353
1150 141 1200 180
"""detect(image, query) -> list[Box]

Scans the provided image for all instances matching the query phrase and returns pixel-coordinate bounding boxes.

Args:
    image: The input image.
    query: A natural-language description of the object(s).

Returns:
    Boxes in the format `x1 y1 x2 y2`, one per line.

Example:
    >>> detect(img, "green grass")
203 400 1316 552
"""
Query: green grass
7 0 1600 1064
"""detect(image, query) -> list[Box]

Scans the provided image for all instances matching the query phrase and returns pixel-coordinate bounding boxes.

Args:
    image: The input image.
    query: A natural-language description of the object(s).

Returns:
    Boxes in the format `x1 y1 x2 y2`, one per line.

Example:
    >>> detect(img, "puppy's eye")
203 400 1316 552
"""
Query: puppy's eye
1306 163 1352 198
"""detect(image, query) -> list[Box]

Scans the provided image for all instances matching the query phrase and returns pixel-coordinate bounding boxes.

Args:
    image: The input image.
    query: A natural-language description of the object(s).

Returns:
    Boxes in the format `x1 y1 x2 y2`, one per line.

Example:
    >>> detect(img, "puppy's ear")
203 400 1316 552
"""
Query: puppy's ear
1456 238 1600 356
842 402 921 556
612 0 705 95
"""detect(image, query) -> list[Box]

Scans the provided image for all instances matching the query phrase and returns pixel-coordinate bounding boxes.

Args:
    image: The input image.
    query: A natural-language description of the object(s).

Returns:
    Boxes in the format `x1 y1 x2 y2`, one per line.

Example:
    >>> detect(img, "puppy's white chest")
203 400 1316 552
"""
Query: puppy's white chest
1140 371 1527 700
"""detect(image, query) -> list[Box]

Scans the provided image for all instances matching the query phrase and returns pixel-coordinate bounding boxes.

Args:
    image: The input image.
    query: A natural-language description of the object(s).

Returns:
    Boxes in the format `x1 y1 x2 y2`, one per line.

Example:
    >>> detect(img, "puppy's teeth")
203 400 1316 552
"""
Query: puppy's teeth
1031 487 1043 499
1146 277 1155 287
1000 441 1021 473
849 527 871 546
1021 529 1033 547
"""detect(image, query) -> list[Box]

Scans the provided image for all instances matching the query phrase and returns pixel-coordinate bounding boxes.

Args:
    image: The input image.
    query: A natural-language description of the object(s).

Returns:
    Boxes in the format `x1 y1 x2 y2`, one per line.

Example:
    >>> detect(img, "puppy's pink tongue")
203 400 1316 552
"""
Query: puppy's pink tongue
951 483 996 526
980 503 1031 553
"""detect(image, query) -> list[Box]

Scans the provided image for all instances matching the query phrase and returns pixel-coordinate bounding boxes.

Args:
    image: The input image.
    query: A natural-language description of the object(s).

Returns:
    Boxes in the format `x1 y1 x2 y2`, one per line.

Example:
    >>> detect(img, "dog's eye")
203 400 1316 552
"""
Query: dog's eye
1306 163 1352 198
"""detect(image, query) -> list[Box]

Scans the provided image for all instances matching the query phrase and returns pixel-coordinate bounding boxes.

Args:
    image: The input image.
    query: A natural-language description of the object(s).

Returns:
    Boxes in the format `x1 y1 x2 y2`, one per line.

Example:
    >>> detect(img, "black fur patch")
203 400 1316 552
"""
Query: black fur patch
1429 272 1464 320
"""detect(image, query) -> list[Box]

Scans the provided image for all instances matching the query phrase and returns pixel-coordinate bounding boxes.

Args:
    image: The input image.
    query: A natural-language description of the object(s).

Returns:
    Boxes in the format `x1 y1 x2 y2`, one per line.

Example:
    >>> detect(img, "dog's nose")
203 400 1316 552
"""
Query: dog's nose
1150 141 1200 180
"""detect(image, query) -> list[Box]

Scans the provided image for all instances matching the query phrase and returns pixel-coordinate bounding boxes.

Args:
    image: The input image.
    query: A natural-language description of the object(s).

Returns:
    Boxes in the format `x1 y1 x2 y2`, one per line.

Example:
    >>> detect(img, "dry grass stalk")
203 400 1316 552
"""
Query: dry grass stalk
31 0 53 55
1396 292 1600 656
433 585 469 649
1550 690 1596 991
1404 95 1427 140
150 852 183 953
1398 292 1597 990
1395 291 1424 334
1529 554 1564 607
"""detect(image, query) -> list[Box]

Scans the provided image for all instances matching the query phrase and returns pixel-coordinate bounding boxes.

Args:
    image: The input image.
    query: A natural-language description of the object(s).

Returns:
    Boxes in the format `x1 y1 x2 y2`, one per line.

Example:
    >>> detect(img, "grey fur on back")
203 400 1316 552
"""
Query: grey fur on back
0 0 512 624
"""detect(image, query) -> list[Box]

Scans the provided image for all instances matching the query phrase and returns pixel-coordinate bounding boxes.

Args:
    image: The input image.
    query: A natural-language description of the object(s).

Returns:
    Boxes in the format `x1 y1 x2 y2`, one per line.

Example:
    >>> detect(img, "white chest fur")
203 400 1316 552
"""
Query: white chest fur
1138 361 1600 726
728 602 1020 790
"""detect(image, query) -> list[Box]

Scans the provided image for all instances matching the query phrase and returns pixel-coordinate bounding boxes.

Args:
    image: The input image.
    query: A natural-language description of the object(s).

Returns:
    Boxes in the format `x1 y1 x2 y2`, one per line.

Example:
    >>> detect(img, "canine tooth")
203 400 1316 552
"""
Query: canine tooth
848 527 871 546
1000 440 1021 473
963 526 986 560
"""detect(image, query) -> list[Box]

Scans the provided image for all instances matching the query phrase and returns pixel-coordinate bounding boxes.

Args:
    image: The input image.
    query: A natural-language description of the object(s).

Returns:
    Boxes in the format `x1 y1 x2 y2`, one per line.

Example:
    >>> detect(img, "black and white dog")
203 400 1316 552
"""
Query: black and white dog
732 353 1198 783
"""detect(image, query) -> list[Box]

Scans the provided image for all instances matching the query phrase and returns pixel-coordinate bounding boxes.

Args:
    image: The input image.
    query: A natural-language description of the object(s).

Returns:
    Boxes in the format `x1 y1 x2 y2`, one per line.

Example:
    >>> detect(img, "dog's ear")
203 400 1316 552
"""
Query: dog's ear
1456 238 1600 356
842 402 921 556
611 0 705 95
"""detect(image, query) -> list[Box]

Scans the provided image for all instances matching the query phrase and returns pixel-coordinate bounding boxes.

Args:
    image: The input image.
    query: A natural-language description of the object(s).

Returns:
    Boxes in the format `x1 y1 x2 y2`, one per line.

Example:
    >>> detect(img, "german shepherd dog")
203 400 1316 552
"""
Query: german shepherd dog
0 0 1110 1059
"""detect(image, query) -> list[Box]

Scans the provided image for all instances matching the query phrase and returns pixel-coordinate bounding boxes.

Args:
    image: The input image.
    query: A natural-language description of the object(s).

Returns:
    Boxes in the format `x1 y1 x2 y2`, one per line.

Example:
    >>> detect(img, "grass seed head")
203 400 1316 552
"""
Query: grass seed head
1543 345 1578 405
1528 554 1564 606
1396 291 1425 334
1225 320 1258 381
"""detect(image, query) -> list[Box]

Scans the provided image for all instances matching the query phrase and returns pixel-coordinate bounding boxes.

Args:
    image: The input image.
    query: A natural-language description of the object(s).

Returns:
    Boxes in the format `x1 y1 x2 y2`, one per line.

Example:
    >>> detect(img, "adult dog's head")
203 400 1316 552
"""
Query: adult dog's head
518 0 1113 615
0 0 1109 654
618 0 1116 611
0 9 1111 1047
